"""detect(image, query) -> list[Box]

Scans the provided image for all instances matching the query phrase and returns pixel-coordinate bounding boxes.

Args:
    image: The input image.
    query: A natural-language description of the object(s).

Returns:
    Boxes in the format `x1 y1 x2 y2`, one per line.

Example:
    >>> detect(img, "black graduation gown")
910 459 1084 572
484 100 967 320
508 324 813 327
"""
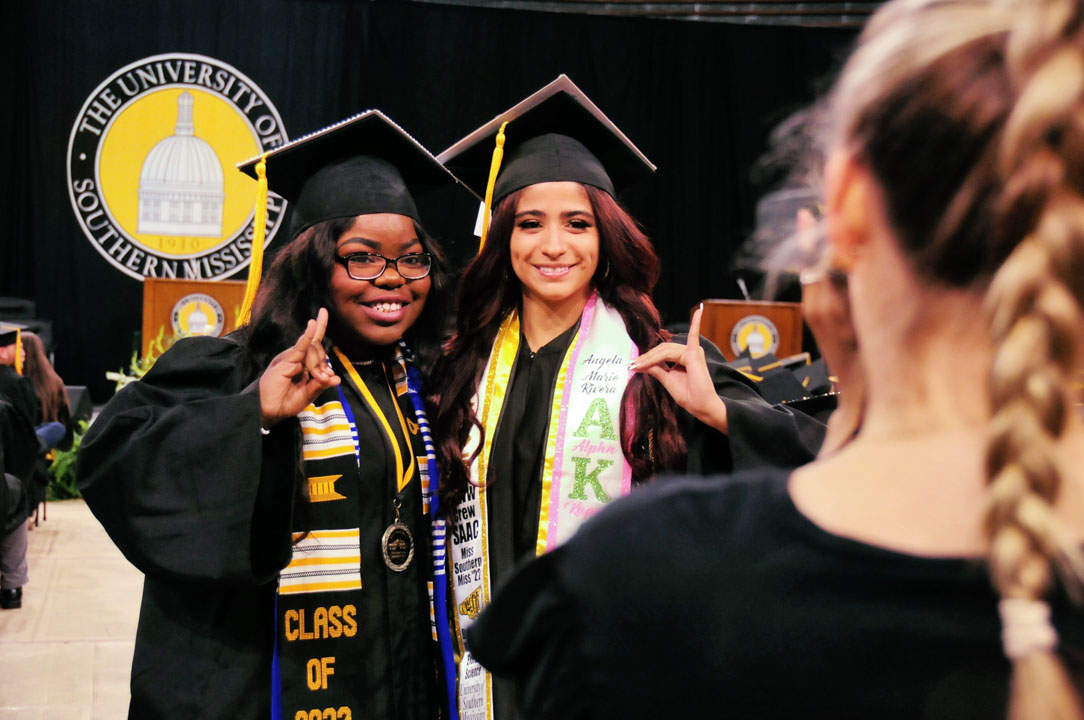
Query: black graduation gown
465 469 1084 719
0 397 38 483
0 366 40 439
1 365 69 512
78 335 436 720
1 399 36 532
480 329 825 719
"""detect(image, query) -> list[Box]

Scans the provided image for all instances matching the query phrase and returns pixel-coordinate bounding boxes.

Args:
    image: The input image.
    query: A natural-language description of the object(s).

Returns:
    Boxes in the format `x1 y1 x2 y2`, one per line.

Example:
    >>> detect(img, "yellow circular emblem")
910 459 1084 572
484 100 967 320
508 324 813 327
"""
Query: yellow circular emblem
730 315 780 358
68 53 288 281
171 293 226 338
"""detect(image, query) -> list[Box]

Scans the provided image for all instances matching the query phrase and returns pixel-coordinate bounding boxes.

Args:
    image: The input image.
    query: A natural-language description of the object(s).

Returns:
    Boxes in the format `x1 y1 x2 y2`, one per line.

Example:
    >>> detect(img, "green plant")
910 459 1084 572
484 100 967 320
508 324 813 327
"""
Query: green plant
105 325 171 391
47 419 88 500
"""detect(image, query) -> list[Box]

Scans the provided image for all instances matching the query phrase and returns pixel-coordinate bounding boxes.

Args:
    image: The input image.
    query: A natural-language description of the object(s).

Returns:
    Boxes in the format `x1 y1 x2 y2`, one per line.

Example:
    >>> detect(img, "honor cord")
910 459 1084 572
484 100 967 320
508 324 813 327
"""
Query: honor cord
401 343 459 720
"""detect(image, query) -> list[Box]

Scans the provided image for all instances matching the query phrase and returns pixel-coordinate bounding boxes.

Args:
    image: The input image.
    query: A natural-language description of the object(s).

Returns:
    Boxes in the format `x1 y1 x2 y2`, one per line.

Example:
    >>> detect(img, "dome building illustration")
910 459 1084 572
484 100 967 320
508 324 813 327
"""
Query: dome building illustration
137 91 225 237
186 302 210 335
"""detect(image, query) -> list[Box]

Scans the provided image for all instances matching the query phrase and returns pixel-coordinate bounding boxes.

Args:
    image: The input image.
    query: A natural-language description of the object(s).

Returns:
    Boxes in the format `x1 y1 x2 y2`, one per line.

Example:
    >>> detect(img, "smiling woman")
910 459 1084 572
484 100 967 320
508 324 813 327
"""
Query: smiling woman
329 213 433 352
431 75 827 720
76 111 466 720
509 181 599 334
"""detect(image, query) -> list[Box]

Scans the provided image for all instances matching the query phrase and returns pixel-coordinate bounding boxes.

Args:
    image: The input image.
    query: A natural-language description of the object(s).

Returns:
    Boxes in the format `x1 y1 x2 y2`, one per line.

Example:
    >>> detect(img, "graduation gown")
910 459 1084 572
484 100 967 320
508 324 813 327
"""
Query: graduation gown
0 366 40 440
475 326 825 719
78 335 437 720
1 399 36 532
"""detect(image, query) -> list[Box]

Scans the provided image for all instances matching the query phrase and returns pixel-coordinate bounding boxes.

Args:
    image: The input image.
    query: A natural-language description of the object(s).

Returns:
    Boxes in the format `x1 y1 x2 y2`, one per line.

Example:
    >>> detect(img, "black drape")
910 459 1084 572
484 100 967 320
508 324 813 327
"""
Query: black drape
0 0 854 402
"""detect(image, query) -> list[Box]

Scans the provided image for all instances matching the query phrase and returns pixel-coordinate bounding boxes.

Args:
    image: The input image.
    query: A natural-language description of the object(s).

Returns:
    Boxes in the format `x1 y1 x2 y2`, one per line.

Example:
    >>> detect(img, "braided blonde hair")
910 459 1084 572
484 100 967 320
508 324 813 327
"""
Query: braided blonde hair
986 2 1084 716
827 0 1084 715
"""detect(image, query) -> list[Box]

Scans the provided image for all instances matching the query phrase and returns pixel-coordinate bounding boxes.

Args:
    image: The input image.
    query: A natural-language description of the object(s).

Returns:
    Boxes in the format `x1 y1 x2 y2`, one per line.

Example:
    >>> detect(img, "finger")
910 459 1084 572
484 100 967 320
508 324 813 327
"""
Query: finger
267 331 310 375
303 369 340 397
641 365 671 385
631 343 686 371
301 341 324 377
315 370 341 390
631 343 684 369
312 307 329 346
291 318 318 355
303 338 334 381
688 305 703 351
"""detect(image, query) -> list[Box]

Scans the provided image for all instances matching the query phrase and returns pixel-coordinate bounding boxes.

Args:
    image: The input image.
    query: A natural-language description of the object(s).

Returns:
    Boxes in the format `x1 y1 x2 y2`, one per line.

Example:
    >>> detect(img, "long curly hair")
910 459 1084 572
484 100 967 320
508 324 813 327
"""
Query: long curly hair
827 0 1084 715
240 216 452 375
431 184 686 512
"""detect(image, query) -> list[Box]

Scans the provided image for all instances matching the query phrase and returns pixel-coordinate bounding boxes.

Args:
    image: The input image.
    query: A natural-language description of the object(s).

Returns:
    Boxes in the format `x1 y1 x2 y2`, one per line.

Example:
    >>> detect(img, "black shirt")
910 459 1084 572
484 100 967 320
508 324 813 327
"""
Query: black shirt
466 469 1084 719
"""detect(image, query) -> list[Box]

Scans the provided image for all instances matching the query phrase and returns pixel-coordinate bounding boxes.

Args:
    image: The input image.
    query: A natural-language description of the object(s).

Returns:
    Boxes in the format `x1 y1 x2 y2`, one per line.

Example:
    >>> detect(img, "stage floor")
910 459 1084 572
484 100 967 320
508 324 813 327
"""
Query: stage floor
0 499 141 719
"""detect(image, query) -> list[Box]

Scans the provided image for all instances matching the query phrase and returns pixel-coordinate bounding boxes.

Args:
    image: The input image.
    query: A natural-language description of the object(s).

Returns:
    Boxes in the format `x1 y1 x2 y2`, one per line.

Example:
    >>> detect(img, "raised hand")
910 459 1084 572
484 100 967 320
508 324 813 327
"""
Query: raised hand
629 304 729 434
258 308 341 429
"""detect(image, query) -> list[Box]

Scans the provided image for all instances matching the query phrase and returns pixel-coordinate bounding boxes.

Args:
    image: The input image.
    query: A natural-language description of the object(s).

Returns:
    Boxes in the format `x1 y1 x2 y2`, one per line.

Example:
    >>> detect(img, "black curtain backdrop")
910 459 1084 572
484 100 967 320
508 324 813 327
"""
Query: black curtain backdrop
0 0 855 402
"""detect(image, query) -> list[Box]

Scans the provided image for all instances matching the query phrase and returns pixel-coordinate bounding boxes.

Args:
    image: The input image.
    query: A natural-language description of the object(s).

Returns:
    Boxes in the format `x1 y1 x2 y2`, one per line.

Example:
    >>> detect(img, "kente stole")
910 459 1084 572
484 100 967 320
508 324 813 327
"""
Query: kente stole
272 344 456 720
450 293 637 720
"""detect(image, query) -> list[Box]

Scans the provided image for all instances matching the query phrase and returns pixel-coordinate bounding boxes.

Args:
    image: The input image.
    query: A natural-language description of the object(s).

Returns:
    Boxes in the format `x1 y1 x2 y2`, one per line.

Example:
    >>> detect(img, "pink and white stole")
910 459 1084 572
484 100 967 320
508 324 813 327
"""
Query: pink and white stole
450 292 637 720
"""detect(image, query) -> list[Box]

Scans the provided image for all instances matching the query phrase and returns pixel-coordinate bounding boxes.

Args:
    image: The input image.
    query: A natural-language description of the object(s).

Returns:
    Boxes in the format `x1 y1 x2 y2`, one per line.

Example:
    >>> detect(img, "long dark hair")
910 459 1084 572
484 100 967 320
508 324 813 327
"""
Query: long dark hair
431 184 686 512
21 331 70 425
241 215 452 375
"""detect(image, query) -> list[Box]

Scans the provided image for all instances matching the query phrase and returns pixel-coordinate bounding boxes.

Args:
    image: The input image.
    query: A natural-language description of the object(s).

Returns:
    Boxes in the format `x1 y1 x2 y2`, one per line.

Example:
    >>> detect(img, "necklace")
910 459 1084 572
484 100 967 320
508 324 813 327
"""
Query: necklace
333 346 417 572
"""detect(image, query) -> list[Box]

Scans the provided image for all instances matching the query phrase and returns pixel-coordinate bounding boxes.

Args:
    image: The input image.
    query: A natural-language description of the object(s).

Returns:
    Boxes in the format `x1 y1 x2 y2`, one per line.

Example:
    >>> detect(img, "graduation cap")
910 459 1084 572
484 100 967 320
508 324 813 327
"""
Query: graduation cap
725 351 835 407
235 110 464 323
239 110 462 237
438 74 655 249
0 322 25 375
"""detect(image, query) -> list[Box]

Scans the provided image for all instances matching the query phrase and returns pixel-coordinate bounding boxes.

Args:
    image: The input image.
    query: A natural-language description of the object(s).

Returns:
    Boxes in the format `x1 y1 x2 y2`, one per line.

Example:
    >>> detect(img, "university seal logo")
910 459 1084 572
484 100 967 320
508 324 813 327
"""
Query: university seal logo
171 293 226 338
730 315 780 359
67 53 287 281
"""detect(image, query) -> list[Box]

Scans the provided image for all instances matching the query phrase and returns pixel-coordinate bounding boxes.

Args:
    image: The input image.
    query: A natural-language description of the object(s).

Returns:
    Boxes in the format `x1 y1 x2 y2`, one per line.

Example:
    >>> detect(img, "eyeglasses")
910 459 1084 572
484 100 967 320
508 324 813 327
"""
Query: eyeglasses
334 252 433 281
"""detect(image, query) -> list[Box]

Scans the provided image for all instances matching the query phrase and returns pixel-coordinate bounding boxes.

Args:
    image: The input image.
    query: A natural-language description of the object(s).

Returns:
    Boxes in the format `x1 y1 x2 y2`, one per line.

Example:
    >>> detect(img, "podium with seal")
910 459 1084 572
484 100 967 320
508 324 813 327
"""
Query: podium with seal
698 299 803 362
141 278 246 357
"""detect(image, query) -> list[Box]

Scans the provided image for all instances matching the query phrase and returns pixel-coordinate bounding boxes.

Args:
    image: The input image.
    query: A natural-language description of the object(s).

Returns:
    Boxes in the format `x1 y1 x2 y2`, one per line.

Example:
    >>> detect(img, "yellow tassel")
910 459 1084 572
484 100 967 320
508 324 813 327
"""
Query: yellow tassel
239 151 271 326
13 329 22 376
478 121 510 254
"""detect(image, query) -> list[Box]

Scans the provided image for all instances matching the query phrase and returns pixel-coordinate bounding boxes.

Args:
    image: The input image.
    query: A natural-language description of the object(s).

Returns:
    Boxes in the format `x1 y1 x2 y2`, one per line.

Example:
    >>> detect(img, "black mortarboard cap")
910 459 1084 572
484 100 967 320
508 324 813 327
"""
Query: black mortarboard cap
792 358 832 397
438 75 655 204
724 351 832 405
782 392 838 425
0 325 20 347
0 322 25 375
238 110 462 238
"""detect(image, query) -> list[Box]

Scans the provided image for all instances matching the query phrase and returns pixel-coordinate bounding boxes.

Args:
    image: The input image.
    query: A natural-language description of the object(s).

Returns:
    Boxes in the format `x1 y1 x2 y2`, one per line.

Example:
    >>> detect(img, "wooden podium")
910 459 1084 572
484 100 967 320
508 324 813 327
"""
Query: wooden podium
141 278 247 357
698 299 803 361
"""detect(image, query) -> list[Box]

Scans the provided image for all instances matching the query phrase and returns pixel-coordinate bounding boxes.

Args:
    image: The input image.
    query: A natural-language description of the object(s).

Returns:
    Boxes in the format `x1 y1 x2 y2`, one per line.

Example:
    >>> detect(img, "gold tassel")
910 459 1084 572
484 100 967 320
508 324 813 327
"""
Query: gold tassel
239 151 271 326
478 121 510 254
13 329 22 376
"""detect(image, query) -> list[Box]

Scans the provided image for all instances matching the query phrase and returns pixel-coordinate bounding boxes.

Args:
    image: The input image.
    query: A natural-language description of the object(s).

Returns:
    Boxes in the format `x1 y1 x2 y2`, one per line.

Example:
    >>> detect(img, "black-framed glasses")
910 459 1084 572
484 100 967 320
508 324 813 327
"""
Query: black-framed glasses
334 252 433 281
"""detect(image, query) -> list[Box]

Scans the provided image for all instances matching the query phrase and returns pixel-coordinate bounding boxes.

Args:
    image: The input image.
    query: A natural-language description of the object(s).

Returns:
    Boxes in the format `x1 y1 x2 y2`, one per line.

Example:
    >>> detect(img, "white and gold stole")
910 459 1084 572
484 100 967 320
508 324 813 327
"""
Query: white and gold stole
450 292 637 720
